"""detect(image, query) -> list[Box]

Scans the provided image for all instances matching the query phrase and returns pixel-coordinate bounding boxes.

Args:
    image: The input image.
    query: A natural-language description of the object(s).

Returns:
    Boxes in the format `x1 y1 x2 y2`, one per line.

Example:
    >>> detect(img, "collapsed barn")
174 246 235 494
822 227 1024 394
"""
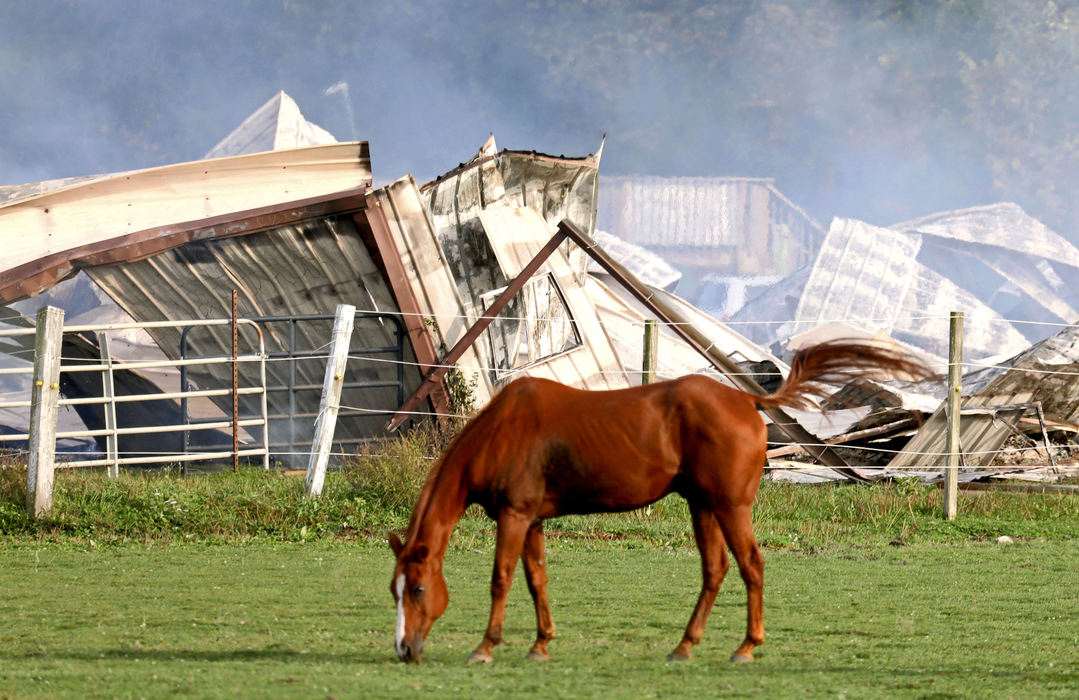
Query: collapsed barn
2 91 1076 481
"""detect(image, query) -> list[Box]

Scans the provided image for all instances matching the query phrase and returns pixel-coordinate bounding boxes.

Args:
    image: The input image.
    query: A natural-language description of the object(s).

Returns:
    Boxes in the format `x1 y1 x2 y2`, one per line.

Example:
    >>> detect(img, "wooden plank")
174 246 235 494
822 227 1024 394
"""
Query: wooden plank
305 304 355 497
26 306 64 517
642 320 658 385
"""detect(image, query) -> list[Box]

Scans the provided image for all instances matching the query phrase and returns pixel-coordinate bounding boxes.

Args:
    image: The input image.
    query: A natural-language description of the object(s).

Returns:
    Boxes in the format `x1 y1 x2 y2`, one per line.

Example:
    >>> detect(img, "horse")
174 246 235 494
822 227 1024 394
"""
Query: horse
389 340 931 664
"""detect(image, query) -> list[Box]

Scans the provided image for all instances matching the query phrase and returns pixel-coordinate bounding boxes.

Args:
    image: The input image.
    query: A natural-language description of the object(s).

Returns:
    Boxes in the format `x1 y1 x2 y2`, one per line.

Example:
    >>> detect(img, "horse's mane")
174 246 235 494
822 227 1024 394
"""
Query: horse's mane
400 405 497 550
402 463 441 550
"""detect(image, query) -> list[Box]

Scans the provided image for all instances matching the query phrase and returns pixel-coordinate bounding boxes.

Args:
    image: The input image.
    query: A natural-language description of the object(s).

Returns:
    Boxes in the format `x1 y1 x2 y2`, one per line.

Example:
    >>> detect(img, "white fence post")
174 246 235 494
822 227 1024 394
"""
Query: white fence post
26 306 64 517
305 304 355 497
944 311 964 520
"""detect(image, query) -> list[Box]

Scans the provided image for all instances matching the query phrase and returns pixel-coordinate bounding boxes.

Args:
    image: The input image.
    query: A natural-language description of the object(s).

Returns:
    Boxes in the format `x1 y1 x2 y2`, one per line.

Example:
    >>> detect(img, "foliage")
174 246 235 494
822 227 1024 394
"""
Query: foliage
342 422 453 513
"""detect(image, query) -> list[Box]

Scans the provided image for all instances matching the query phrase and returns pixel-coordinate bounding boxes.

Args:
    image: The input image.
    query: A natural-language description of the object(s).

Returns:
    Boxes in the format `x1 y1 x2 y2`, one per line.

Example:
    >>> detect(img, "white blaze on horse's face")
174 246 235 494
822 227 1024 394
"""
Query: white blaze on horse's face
389 535 449 664
394 573 406 658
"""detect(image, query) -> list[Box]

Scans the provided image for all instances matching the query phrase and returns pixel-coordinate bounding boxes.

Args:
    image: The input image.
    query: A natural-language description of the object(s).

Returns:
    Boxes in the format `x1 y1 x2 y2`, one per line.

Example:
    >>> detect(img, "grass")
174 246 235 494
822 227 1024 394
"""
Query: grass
2 447 1078 696
0 539 1076 698
3 446 1078 548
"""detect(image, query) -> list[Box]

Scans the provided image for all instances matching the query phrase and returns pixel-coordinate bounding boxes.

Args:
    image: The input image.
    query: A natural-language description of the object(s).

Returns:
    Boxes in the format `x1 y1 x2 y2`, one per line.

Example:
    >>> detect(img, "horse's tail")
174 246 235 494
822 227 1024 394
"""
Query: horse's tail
754 340 935 410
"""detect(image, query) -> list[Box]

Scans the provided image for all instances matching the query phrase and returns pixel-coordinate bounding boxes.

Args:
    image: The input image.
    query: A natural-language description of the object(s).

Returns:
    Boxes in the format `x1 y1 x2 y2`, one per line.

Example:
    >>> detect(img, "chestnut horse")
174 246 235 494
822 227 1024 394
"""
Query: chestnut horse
389 341 929 664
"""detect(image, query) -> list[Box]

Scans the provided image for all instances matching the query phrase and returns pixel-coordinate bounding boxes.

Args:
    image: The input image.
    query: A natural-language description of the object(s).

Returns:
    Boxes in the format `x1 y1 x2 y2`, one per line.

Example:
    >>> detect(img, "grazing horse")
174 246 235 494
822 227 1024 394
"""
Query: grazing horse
389 341 930 664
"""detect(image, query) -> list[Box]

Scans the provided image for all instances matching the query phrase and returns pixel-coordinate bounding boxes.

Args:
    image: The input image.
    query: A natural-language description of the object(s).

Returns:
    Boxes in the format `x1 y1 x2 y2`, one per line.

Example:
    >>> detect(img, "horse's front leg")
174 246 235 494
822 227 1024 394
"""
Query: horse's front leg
521 520 555 661
468 509 531 664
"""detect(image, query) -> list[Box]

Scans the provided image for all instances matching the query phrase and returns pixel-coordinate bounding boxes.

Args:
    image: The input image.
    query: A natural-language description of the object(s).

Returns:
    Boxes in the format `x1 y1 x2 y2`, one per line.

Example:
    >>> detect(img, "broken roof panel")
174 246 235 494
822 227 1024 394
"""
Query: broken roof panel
894 202 1079 270
783 216 1029 362
895 264 1029 360
0 142 372 303
589 231 682 290
421 135 602 308
963 322 1079 426
889 322 1079 469
795 218 922 330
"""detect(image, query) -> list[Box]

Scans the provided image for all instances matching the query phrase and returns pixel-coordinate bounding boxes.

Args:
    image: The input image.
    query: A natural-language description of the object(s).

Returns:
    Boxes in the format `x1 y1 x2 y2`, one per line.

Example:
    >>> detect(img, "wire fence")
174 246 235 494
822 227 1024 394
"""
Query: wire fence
1 308 1075 470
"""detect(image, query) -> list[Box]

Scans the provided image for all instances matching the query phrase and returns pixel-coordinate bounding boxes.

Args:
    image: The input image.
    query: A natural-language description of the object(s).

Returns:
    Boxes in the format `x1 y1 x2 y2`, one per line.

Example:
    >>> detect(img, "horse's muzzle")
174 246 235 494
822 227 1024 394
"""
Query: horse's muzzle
397 636 424 664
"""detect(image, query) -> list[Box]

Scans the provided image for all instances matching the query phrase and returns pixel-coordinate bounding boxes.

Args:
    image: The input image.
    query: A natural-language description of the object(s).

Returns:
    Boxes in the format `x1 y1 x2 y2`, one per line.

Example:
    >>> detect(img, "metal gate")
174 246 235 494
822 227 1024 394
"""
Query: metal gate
180 312 406 467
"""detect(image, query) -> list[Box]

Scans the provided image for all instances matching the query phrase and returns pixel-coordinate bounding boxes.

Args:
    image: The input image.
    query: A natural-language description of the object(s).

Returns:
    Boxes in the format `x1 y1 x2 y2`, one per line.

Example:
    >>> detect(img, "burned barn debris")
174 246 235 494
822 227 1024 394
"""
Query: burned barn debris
3 91 1077 480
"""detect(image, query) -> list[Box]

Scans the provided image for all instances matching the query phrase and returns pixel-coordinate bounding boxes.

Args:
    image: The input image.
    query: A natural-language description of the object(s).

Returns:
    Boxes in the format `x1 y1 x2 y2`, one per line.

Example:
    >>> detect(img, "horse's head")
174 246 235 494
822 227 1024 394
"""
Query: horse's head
389 531 448 663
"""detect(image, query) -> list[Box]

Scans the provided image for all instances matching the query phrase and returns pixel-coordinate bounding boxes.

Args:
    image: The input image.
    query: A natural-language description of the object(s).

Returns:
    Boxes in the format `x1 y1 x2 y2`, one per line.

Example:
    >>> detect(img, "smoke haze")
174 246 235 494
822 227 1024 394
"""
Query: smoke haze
2 1 1076 238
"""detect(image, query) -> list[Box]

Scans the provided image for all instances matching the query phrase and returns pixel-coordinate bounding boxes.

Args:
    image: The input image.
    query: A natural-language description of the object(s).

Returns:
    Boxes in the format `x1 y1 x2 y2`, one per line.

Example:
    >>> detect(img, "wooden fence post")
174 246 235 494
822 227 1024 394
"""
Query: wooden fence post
642 319 658 385
305 304 355 497
26 306 64 517
96 331 119 478
944 311 964 520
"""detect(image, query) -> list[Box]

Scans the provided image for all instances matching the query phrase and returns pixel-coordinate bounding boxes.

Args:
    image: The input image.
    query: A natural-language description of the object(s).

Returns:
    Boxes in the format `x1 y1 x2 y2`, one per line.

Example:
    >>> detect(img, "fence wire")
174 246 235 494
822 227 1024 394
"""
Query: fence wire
2 311 1075 472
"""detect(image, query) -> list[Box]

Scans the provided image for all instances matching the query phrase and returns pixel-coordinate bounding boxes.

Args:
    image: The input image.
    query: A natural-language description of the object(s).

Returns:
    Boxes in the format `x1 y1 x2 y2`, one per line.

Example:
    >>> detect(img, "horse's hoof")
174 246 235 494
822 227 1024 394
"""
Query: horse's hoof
467 651 494 664
525 651 549 662
666 651 691 662
729 652 754 664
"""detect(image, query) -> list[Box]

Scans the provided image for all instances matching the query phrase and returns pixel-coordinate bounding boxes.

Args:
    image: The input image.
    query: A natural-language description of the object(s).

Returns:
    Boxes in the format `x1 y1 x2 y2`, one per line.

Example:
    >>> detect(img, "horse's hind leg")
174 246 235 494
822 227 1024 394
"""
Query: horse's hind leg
521 520 556 661
716 504 765 663
668 505 730 661
468 509 531 664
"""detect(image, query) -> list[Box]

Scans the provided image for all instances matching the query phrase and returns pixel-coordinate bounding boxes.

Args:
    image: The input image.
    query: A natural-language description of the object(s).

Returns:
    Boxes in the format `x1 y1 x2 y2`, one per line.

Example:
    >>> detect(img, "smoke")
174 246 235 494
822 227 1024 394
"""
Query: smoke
323 81 357 141
2 1 1077 239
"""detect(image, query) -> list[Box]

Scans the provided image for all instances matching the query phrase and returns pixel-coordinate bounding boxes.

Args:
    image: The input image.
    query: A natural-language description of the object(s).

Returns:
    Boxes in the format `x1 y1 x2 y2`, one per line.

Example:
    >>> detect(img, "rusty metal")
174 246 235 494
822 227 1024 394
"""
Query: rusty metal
386 226 571 431
360 195 453 426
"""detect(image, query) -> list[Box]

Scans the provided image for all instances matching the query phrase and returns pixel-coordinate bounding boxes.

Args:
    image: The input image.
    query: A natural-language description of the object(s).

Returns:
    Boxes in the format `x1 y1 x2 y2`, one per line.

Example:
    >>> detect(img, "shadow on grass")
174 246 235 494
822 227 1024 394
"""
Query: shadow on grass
3 647 401 666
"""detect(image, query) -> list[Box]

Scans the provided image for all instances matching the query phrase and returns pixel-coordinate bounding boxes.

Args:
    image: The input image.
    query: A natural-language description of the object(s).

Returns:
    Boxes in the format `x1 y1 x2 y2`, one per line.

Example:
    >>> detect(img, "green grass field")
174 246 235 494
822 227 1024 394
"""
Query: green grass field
1 539 1077 698
1 460 1078 697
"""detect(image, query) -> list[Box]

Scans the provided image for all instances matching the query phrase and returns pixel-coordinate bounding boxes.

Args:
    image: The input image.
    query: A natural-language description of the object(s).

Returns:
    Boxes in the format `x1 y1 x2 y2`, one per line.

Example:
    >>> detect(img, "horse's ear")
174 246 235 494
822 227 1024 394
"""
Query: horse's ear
388 531 404 557
414 543 429 562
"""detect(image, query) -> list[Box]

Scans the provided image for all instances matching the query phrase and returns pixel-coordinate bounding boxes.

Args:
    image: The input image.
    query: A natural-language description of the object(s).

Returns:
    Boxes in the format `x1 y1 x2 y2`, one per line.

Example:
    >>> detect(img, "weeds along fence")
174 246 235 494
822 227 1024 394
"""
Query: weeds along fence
1 307 270 515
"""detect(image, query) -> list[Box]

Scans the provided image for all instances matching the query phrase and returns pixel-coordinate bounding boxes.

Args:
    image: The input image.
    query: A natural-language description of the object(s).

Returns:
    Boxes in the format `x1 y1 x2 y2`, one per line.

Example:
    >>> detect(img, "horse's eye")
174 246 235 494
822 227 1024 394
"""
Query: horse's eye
412 584 426 597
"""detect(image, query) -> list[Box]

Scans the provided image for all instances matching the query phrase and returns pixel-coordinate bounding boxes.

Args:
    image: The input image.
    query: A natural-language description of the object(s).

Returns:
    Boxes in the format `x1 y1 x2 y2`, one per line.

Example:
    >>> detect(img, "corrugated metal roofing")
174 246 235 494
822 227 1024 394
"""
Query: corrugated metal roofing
87 214 423 454
0 142 372 302
964 323 1079 425
774 217 1030 362
596 175 823 277
894 202 1079 270
795 218 922 329
589 231 682 290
